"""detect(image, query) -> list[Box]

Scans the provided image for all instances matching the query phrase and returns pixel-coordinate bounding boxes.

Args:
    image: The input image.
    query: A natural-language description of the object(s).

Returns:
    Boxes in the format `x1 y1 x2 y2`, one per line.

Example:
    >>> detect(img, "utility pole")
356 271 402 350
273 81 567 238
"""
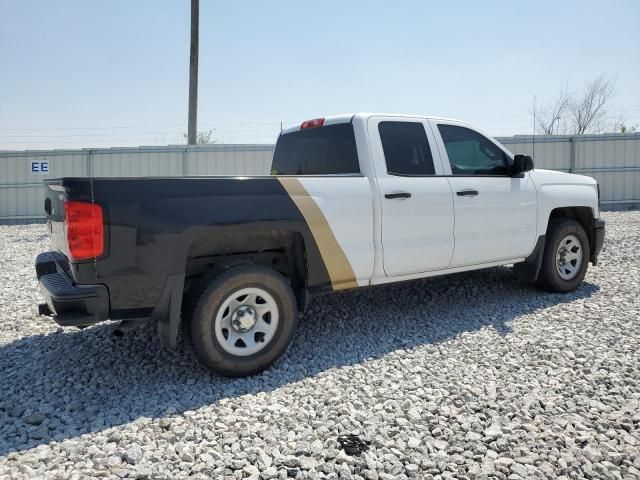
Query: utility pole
187 0 199 145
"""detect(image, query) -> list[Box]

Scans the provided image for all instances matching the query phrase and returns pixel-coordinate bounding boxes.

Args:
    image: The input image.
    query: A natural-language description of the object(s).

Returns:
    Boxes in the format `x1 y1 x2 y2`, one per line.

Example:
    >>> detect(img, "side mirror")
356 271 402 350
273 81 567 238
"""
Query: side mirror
512 154 534 176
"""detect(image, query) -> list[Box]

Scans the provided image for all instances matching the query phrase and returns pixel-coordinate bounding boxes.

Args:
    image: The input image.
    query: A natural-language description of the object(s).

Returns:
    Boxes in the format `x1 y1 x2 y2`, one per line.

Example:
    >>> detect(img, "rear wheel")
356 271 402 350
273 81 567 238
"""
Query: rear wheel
185 264 297 377
536 219 590 293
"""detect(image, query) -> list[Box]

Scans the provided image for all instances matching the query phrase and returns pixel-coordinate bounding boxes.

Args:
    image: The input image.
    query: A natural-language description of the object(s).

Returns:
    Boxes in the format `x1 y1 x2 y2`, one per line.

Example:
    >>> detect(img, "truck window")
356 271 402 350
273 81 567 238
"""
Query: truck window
438 124 509 176
271 123 360 175
378 122 435 176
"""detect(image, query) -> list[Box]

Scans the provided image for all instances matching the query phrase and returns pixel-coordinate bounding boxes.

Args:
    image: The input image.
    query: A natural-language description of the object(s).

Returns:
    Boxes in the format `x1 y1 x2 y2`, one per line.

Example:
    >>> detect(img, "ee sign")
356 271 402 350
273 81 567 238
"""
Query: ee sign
31 161 49 174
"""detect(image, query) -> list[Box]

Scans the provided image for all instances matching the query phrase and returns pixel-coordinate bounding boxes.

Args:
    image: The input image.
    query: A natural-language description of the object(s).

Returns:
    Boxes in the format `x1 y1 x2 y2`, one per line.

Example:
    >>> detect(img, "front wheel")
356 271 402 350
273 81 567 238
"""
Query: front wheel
536 219 590 293
185 264 298 377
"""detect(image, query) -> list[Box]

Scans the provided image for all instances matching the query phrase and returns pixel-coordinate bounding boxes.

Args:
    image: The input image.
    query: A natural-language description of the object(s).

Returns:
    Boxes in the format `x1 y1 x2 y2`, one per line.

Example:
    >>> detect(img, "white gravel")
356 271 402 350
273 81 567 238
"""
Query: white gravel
1 211 639 480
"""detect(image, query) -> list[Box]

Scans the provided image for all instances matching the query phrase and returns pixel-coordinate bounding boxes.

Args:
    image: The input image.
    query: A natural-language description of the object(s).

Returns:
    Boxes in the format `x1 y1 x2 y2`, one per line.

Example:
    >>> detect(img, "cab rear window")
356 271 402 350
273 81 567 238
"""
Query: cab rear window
271 123 360 175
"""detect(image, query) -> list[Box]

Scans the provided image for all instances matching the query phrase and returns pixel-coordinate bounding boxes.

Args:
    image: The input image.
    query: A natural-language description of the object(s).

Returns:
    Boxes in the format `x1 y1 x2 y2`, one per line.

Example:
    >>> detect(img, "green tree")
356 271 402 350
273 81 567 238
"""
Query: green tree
183 129 216 144
619 124 637 134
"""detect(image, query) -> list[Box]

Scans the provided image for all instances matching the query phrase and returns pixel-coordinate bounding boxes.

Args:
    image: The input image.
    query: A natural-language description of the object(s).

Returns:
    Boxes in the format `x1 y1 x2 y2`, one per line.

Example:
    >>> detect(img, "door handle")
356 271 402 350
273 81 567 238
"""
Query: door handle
456 189 479 197
385 192 412 199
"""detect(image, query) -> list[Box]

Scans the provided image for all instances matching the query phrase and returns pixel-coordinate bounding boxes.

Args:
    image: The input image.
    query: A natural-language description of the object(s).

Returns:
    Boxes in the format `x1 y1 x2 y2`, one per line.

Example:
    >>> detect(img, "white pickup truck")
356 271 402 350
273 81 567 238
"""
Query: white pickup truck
37 113 604 376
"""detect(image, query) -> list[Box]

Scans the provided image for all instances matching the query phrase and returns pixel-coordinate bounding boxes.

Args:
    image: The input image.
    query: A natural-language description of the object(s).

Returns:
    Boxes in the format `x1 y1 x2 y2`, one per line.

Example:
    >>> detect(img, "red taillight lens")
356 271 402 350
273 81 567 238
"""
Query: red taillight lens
300 118 325 129
64 201 104 261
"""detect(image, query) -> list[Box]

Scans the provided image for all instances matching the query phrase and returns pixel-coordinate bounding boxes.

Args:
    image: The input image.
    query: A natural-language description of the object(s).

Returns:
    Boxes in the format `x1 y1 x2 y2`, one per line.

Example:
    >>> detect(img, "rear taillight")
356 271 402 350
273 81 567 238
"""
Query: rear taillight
301 118 325 129
64 201 104 261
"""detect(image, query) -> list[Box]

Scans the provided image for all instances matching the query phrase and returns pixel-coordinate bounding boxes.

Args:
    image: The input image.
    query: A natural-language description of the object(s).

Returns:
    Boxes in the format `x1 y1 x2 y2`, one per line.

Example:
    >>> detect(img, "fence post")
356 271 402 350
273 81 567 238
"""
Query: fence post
569 137 576 173
86 149 94 177
182 146 188 176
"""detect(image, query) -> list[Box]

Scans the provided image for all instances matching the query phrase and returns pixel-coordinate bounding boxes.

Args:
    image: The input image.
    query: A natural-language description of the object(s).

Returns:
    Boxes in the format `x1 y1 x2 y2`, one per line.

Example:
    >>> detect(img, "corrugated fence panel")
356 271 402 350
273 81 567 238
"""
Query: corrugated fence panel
0 151 87 220
0 185 44 219
1 136 639 222
588 171 640 204
186 146 273 176
574 136 640 206
497 137 572 171
0 151 87 184
92 148 184 177
576 136 640 170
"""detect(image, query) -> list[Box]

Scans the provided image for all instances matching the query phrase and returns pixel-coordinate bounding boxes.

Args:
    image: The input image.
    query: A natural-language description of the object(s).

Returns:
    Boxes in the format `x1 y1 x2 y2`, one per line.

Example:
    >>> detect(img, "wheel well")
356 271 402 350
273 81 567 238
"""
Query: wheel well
183 229 308 311
548 207 594 236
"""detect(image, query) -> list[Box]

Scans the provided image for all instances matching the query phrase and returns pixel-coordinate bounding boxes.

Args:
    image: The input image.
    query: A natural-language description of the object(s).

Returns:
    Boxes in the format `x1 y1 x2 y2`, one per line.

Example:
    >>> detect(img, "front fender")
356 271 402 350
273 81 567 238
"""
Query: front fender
530 170 600 235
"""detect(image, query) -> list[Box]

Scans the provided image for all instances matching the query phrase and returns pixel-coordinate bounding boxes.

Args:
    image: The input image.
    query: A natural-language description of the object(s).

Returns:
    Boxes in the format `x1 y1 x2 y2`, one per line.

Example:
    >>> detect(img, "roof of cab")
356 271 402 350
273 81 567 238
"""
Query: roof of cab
279 113 468 135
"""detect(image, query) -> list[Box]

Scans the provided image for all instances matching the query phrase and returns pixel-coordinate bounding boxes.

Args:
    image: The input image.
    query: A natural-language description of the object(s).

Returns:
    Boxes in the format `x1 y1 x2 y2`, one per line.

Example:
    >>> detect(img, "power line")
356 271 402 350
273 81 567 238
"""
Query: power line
0 127 285 138
0 121 288 131
2 108 639 132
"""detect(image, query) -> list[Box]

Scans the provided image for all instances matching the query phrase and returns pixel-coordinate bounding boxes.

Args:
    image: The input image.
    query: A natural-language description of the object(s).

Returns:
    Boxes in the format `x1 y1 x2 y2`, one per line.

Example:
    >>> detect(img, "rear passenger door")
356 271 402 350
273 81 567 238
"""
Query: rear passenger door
368 116 455 276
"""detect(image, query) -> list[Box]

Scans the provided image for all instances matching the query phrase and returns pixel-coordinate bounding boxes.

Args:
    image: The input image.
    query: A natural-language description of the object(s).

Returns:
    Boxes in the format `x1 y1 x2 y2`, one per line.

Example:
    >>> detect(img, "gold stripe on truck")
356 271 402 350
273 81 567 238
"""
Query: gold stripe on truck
278 177 358 290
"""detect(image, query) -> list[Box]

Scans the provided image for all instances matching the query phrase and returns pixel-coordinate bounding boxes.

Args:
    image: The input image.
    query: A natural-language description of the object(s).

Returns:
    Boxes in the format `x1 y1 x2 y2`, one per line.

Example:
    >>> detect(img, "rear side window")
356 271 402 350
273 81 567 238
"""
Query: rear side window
438 124 509 176
271 123 359 175
378 122 435 176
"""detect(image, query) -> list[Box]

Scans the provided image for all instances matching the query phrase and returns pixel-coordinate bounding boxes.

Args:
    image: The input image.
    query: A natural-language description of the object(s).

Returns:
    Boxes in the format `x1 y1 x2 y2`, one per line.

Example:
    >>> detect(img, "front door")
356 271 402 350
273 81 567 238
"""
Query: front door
368 117 455 276
429 120 537 267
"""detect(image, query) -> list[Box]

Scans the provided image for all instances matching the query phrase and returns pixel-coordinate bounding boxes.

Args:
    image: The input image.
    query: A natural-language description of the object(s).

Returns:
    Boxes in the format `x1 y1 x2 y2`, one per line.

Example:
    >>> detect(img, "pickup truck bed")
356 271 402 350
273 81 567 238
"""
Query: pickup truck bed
40 176 354 336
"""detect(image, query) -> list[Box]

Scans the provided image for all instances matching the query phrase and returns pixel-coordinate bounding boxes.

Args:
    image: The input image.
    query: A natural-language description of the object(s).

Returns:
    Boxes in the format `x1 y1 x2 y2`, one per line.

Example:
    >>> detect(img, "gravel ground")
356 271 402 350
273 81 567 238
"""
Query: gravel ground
1 211 639 480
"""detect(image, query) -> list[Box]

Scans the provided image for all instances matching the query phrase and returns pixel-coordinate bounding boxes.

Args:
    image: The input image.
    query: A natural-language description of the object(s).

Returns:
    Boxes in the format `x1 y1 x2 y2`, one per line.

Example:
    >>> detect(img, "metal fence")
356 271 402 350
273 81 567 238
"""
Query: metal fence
0 144 274 223
496 133 640 209
1 133 639 223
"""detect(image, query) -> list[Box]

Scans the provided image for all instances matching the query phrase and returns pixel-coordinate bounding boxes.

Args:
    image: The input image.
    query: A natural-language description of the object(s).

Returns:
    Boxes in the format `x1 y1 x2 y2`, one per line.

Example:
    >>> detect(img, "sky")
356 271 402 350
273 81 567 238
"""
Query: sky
1 0 639 150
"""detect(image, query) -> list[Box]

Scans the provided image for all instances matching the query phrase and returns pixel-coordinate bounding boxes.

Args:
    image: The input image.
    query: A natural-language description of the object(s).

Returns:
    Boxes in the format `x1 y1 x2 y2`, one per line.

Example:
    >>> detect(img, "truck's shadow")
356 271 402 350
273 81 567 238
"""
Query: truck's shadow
0 267 599 457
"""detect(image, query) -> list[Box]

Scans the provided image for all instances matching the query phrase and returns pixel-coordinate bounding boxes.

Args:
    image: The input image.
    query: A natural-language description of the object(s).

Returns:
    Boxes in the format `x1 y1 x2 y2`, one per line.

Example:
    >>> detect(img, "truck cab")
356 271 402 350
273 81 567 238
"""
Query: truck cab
272 114 603 285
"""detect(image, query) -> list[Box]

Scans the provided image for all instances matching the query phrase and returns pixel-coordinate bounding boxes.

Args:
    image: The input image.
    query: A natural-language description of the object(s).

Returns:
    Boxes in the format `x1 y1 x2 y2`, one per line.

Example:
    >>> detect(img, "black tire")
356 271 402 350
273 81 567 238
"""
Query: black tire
184 264 297 377
536 219 590 293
